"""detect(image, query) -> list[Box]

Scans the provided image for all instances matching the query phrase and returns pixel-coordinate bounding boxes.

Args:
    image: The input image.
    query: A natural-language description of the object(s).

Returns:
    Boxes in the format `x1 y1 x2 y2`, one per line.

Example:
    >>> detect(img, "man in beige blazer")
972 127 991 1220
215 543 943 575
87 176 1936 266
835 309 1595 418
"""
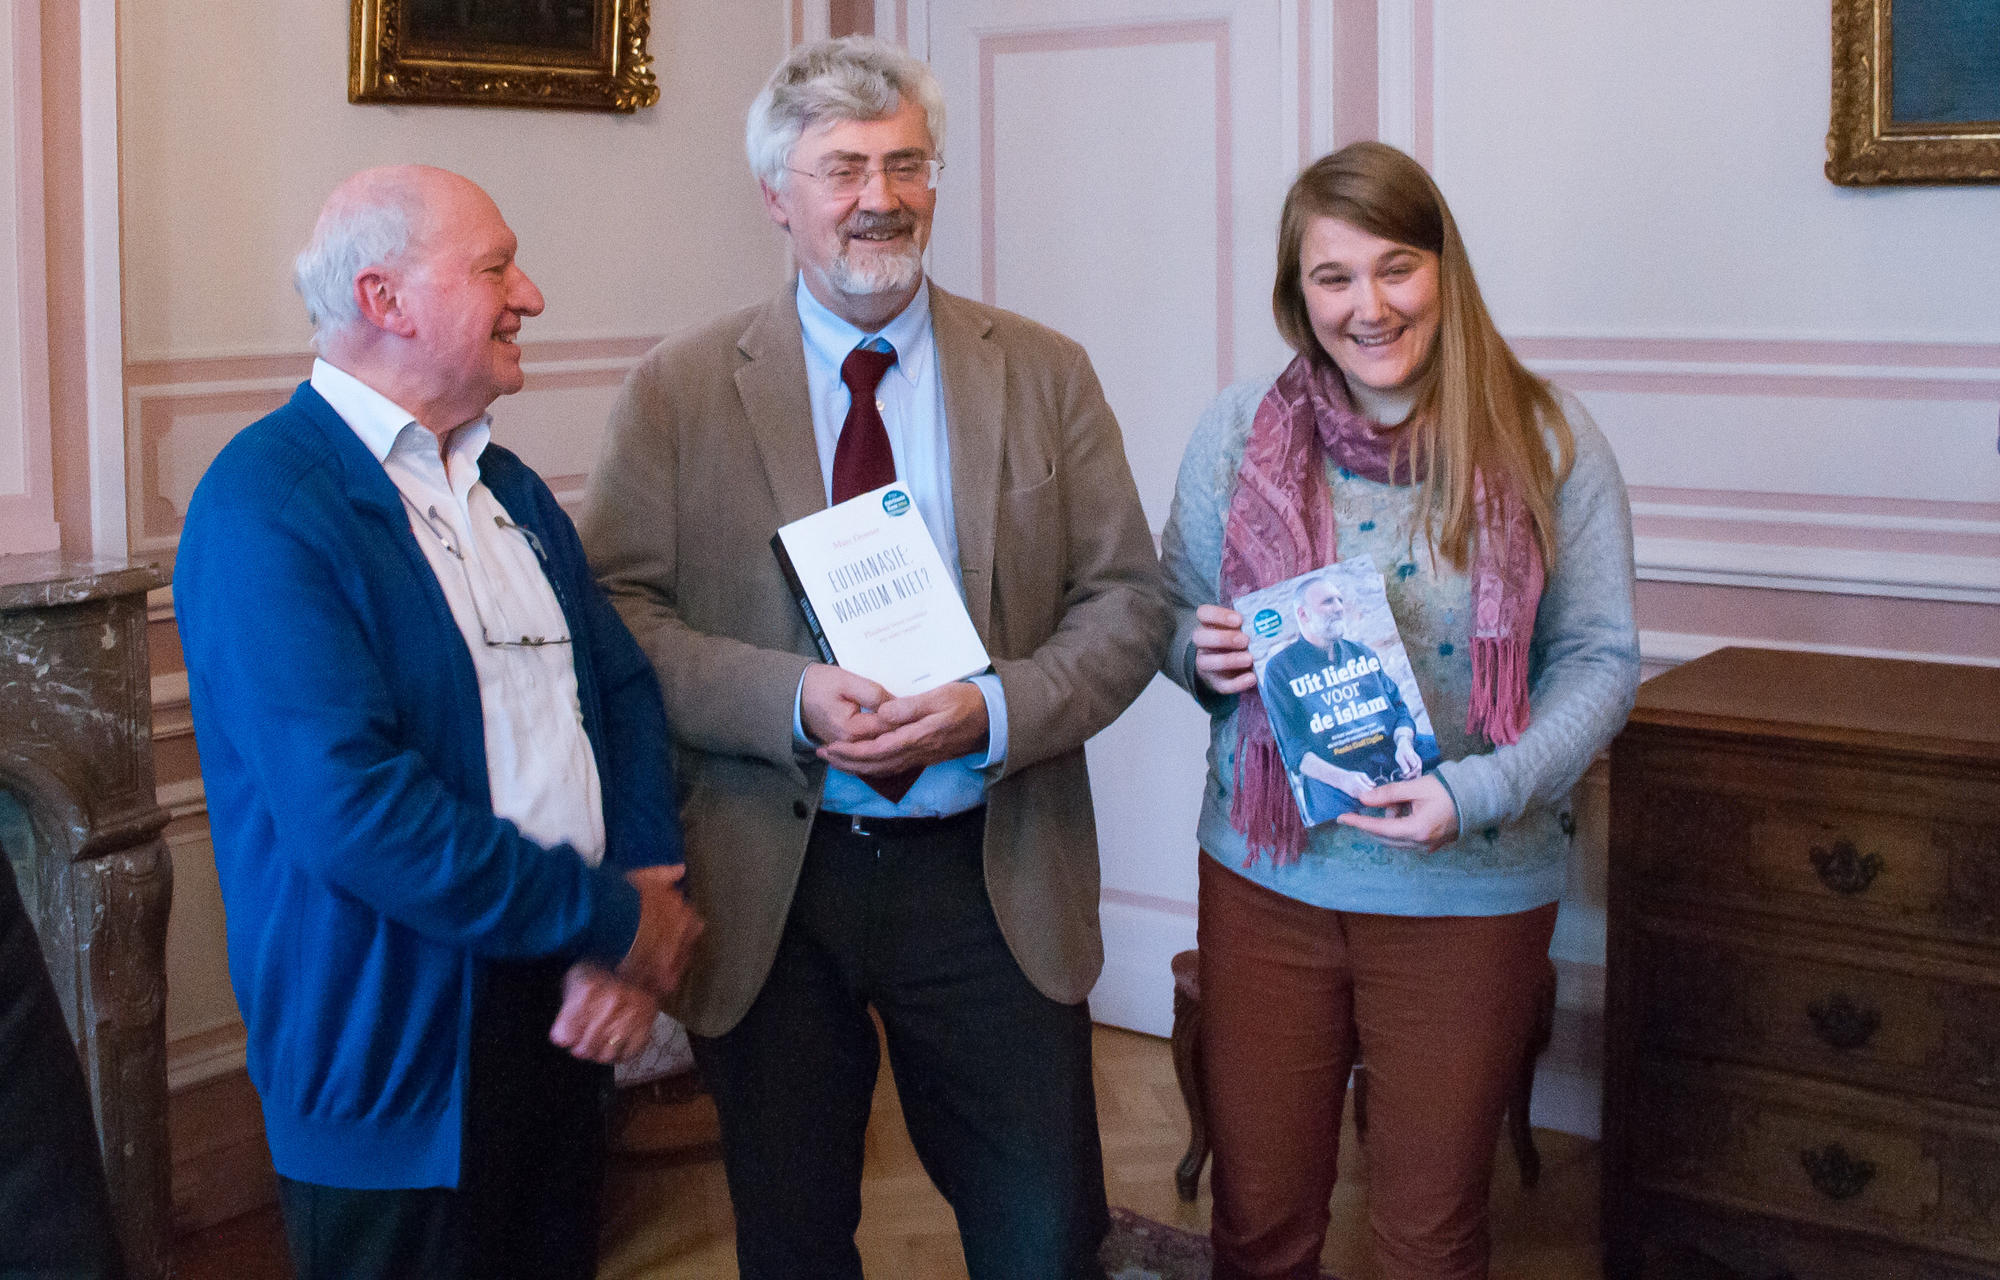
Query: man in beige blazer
582 35 1167 1280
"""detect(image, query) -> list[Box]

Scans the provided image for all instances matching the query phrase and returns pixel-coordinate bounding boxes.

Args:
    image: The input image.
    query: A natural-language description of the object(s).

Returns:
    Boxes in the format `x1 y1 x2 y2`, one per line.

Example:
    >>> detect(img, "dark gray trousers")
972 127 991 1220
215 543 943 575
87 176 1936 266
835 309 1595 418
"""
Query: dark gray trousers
693 808 1109 1280
276 956 610 1280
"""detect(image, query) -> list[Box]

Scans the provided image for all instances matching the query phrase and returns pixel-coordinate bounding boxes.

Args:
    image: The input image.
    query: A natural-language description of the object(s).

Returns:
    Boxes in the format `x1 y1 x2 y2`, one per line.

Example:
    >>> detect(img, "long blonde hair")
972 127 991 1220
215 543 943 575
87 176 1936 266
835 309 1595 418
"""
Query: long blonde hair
1272 142 1573 570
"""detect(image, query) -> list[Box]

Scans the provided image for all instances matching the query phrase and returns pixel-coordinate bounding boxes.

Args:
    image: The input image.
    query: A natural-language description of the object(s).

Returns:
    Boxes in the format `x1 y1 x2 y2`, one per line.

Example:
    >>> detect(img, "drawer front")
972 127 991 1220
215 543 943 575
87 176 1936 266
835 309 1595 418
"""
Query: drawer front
1630 1059 2000 1264
1618 1193 2000 1280
1635 923 2000 1108
1617 745 2000 945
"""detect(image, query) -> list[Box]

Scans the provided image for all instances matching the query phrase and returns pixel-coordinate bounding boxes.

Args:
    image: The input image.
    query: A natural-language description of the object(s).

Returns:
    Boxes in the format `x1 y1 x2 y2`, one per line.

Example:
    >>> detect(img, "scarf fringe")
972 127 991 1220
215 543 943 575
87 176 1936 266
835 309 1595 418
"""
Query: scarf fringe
1466 633 1531 745
1230 699 1307 866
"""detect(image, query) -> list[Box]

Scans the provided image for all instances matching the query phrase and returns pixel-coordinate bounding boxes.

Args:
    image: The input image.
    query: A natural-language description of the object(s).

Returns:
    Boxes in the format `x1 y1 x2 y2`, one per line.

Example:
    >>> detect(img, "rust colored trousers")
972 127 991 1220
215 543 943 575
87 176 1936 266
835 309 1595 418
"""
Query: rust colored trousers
1196 854 1557 1280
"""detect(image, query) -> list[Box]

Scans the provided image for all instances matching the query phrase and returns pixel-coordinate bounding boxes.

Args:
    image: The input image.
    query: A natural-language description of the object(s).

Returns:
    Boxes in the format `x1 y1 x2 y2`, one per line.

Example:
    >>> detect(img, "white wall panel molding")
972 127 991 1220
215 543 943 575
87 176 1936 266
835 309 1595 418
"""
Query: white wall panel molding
125 367 305 564
1373 0 1429 165
1101 886 1196 922
167 1021 246 1092
1517 334 2000 402
155 699 240 1081
0 0 59 554
123 338 661 566
161 809 243 1083
122 334 664 370
1515 334 2000 366
1639 628 2000 673
973 18 1233 366
1631 495 2000 542
156 779 204 826
1281 0 1304 168
1504 333 2000 602
78 0 126 557
152 670 192 747
795 0 828 44
935 10 1269 527
1636 535 2000 605
881 0 912 47
1285 0 1340 170
1625 485 1999 602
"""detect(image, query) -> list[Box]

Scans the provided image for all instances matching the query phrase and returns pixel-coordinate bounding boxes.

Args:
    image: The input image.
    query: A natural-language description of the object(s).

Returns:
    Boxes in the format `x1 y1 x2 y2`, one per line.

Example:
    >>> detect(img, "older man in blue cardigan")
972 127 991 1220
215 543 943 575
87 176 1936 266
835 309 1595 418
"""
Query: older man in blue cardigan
175 167 702 1280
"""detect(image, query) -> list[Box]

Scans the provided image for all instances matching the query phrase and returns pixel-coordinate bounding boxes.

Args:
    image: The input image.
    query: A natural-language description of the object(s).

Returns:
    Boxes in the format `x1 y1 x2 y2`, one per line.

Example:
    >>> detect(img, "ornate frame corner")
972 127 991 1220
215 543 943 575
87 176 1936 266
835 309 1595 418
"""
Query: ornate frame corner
1828 0 2000 185
350 0 661 114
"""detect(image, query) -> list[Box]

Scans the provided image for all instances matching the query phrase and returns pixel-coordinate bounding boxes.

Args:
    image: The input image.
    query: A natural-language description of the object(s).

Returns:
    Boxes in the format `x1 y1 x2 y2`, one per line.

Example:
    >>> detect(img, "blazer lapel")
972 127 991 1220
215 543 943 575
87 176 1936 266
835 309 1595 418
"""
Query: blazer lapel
931 286 1003 638
733 285 829 528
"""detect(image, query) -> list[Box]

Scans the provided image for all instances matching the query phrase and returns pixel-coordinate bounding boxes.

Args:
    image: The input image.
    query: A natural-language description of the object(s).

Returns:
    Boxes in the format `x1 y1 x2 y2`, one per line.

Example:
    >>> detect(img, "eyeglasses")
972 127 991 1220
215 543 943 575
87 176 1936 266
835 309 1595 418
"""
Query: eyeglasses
402 497 573 650
786 157 944 197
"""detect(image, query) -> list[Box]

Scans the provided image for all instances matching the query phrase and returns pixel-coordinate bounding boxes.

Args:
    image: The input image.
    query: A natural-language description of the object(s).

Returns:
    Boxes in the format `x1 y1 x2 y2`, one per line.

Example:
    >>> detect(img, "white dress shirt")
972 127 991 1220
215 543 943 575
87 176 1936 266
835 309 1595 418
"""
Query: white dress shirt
310 359 606 865
792 279 1009 818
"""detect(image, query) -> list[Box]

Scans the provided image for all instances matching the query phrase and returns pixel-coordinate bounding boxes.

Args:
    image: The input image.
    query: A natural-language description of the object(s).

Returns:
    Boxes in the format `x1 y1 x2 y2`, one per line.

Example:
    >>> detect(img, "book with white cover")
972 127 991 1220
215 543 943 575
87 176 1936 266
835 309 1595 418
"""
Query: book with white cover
771 482 991 697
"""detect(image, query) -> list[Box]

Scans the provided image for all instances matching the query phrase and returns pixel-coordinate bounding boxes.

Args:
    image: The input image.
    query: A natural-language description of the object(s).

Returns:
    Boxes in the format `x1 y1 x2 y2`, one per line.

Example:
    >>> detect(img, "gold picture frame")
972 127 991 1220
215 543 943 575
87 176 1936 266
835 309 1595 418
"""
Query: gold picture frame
350 0 660 113
1828 0 2000 184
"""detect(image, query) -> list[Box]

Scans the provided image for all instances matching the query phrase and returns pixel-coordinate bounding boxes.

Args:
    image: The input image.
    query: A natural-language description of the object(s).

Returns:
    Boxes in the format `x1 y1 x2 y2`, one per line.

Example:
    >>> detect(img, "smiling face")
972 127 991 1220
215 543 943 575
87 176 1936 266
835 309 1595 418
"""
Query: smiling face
761 98 936 330
1298 215 1441 394
399 176 545 430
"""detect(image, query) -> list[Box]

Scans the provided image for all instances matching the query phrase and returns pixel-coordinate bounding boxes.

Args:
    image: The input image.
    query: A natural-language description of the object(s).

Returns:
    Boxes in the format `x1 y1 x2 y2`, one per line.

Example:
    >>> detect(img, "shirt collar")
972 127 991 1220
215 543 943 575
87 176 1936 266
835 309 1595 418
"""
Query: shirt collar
310 358 491 467
794 277 934 389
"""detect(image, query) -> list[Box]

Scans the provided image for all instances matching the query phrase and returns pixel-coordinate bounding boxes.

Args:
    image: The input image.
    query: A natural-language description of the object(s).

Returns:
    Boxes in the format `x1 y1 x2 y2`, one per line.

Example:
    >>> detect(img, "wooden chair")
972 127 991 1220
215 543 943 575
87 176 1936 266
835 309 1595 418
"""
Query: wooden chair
1169 948 1558 1201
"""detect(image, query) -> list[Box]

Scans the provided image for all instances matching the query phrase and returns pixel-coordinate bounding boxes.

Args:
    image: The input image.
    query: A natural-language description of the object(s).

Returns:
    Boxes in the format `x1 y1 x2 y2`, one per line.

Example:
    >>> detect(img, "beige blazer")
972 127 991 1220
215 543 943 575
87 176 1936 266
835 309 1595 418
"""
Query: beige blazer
581 282 1170 1038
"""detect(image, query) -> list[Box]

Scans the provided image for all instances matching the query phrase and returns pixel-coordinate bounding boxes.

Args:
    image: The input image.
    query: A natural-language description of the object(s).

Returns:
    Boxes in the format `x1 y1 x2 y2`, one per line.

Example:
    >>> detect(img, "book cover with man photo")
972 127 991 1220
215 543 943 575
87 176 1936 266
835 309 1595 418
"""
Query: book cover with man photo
1235 557 1441 827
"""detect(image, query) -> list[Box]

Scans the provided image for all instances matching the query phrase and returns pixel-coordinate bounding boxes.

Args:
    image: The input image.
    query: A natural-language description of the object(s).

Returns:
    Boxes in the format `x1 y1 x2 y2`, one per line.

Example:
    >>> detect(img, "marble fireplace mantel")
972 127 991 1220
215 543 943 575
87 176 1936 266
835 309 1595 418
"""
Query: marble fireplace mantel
0 551 173 1280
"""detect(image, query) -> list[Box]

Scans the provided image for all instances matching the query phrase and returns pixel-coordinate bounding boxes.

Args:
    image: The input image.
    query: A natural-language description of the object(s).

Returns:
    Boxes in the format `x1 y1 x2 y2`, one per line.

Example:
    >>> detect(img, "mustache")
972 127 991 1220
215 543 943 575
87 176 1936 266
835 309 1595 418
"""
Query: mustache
841 211 918 239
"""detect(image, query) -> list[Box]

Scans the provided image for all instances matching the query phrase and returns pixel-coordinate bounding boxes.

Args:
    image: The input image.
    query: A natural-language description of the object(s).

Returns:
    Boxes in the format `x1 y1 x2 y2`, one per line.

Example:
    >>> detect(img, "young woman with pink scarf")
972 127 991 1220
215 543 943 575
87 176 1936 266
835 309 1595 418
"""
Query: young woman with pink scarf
1157 141 1640 1280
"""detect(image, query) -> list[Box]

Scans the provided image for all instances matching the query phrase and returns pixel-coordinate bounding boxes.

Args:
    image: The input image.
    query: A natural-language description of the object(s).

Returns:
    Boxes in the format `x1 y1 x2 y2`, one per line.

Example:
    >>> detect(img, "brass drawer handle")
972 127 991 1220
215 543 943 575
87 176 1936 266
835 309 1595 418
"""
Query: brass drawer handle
1806 993 1882 1051
1809 840 1883 896
1800 1143 1876 1200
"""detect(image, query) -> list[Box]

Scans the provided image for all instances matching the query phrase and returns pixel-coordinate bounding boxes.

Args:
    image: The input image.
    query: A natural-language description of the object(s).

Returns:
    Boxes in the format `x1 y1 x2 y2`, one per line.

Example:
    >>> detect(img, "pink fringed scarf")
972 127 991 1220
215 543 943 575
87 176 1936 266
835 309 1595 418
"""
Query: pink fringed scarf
1219 355 1544 863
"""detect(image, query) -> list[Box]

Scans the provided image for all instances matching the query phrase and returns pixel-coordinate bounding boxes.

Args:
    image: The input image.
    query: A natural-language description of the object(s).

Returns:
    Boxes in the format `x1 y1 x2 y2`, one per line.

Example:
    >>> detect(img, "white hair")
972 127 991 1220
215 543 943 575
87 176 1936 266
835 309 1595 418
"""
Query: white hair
291 178 424 346
744 36 946 191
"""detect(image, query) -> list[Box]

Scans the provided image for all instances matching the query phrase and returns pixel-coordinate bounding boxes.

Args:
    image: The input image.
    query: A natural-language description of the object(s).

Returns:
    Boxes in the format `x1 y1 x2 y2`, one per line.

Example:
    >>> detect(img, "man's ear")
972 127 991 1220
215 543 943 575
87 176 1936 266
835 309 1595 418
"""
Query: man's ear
353 267 416 338
758 180 791 232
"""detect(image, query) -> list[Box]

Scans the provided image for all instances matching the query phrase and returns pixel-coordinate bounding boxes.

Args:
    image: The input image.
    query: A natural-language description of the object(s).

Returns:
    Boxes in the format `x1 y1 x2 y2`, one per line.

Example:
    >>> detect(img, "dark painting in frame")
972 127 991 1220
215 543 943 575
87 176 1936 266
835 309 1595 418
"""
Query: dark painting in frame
351 0 661 113
1829 0 2000 183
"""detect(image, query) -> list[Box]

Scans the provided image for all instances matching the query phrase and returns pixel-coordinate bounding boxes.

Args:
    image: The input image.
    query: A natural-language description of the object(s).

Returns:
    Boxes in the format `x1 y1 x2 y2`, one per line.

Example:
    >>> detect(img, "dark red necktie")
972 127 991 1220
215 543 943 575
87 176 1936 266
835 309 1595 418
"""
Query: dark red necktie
831 343 899 502
829 341 920 801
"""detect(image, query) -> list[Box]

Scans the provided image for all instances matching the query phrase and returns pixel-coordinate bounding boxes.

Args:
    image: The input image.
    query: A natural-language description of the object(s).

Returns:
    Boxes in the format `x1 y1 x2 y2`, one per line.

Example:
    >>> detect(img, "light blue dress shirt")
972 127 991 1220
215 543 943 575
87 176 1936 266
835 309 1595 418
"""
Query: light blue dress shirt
791 278 1009 817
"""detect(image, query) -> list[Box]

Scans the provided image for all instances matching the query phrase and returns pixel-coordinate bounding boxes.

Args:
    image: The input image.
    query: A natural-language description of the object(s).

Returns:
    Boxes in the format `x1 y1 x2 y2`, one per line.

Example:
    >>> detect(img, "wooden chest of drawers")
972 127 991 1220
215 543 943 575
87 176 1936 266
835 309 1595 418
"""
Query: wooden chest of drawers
1605 647 2000 1280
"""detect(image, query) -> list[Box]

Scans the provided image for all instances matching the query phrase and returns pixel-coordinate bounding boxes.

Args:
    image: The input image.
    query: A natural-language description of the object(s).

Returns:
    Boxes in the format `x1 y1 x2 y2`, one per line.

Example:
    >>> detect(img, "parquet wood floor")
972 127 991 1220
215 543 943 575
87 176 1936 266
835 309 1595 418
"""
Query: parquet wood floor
597 1025 1602 1280
175 1025 1603 1279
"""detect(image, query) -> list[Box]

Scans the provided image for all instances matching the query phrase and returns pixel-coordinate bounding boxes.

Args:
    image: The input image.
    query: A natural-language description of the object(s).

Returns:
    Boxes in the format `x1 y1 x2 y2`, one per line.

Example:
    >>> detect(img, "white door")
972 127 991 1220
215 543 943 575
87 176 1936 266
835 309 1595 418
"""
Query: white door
907 0 1341 1033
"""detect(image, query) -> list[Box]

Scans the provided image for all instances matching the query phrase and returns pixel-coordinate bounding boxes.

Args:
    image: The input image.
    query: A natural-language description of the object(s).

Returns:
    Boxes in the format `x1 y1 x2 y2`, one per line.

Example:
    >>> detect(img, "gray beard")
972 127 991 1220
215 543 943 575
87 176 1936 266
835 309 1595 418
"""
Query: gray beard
828 242 924 296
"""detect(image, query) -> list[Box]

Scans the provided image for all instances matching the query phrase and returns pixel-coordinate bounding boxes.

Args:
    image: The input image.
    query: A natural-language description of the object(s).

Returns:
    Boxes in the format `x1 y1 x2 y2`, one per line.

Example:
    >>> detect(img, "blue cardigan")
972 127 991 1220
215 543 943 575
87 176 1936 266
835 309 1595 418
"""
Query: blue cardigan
176 383 682 1189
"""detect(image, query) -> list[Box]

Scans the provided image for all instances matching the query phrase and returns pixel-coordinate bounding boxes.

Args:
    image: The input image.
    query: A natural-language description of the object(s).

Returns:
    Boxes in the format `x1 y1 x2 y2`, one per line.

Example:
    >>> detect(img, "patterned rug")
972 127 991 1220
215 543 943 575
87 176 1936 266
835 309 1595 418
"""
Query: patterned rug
1100 1207 1345 1280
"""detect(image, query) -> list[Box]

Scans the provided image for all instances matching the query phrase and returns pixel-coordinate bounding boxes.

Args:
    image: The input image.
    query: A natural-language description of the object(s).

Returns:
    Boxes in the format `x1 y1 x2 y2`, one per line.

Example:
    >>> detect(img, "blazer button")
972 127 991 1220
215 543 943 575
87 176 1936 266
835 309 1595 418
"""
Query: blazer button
792 800 810 820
